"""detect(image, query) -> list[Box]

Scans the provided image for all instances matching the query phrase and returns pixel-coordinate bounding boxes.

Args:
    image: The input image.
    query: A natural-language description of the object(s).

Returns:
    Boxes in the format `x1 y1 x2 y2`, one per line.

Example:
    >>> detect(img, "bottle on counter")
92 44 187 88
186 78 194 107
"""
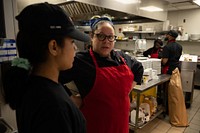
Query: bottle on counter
143 97 153 116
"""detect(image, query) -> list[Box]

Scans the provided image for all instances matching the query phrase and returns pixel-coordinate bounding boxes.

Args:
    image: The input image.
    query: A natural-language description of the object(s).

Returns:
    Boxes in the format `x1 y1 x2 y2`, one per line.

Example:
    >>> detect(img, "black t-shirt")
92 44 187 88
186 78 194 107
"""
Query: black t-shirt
59 50 144 98
162 41 182 74
17 75 86 133
143 47 154 57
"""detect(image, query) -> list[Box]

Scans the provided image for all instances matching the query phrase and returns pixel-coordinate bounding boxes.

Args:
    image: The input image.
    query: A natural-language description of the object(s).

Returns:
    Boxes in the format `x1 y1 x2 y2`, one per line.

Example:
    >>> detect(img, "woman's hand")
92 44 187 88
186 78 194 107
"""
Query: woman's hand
132 81 137 88
129 81 137 94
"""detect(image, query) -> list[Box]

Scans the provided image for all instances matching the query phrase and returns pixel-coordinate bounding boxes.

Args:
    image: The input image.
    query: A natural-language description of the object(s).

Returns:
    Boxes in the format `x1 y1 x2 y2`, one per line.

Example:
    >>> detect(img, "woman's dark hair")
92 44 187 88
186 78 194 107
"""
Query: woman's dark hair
90 15 115 36
2 65 29 109
2 31 66 110
154 39 163 46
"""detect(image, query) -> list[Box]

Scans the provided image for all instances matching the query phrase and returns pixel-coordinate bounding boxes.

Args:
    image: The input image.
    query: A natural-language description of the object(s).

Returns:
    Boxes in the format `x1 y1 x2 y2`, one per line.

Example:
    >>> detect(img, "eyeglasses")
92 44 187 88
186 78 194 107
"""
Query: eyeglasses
94 33 117 42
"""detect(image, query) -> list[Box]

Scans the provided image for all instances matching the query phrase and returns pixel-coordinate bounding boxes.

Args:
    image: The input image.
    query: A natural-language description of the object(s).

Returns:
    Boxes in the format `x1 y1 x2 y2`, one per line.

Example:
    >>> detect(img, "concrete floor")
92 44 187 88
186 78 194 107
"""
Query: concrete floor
130 89 200 133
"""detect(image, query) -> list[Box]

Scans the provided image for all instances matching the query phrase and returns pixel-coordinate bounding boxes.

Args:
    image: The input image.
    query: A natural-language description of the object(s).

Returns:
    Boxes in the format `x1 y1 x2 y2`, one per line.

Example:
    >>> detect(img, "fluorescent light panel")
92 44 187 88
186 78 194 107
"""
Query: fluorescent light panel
193 0 200 6
114 0 138 4
140 6 163 12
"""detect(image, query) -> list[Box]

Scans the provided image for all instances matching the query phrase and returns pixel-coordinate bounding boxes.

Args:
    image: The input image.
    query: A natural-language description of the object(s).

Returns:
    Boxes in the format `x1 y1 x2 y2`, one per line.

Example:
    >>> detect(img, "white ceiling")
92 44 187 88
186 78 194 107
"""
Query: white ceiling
15 0 200 14
165 0 200 11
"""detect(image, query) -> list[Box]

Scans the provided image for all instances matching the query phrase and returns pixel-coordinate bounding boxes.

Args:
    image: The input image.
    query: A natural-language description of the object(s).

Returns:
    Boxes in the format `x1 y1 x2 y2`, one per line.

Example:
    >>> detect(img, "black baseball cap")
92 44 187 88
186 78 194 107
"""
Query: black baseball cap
167 30 178 38
16 2 90 42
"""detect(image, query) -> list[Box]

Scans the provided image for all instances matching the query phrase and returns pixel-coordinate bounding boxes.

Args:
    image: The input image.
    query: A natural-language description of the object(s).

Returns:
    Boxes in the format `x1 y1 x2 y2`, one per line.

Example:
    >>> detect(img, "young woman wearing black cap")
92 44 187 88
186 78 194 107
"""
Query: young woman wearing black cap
143 39 163 58
2 2 90 133
59 15 144 133
161 30 182 74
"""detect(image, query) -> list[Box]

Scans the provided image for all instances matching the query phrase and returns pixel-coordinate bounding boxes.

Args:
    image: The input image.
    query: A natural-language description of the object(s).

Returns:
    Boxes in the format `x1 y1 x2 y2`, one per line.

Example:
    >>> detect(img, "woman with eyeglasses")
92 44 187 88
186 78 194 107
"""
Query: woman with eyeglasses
59 15 144 133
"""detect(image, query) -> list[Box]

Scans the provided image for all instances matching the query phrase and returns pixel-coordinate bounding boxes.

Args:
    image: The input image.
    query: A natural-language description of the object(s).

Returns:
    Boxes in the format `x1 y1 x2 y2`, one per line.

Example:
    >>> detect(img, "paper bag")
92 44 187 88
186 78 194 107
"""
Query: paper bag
168 68 189 127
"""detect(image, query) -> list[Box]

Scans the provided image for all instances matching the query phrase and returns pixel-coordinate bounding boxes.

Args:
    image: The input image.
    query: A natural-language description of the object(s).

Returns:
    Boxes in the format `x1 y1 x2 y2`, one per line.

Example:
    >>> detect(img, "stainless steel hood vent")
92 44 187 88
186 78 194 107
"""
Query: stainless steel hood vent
58 1 163 26
16 0 168 25
60 1 106 16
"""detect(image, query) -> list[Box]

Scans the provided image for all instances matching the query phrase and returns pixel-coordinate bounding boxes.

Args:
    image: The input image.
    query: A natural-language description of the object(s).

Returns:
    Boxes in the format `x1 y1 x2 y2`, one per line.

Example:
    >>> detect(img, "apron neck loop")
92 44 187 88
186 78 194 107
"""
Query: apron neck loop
89 48 98 67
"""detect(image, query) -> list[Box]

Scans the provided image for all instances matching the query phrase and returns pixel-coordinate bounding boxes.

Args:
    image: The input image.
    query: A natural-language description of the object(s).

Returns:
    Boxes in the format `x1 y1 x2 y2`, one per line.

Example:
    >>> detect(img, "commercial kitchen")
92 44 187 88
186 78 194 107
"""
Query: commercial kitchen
0 0 200 133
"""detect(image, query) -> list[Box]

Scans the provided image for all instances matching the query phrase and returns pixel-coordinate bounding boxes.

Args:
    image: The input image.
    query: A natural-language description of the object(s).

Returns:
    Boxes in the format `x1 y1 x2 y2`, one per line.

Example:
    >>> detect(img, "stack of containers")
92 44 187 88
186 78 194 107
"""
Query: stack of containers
137 58 161 75
149 58 161 75
137 59 152 83
137 59 152 70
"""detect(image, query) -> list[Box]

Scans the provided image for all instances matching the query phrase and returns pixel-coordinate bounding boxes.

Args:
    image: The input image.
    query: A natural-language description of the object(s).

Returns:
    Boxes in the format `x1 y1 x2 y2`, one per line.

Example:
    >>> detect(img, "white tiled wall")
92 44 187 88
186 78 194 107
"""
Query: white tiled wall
168 9 200 35
177 41 200 55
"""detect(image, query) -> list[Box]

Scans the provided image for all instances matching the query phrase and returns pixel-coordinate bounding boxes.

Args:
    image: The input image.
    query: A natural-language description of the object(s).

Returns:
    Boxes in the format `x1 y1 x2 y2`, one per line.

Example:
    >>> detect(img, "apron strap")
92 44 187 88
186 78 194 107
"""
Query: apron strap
115 50 127 65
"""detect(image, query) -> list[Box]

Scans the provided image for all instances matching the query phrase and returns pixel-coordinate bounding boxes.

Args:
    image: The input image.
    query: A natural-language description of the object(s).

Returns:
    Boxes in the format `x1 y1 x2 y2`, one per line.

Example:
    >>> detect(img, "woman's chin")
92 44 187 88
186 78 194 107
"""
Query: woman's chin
99 49 111 57
61 64 73 71
99 52 110 57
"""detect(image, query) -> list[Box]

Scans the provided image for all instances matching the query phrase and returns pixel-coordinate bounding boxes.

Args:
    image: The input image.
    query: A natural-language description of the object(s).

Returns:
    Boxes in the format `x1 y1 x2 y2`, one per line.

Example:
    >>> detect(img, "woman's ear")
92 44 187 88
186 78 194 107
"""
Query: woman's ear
90 32 94 43
89 32 94 38
48 40 59 56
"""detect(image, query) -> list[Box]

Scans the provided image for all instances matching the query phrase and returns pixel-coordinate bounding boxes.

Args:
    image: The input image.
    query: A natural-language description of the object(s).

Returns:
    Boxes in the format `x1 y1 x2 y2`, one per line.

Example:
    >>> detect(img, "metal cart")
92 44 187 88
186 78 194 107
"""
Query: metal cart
129 74 171 133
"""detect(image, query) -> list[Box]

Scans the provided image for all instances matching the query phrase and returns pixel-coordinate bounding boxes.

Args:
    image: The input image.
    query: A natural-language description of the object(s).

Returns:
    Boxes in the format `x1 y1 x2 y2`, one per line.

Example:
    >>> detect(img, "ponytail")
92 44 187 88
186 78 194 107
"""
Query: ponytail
2 58 31 110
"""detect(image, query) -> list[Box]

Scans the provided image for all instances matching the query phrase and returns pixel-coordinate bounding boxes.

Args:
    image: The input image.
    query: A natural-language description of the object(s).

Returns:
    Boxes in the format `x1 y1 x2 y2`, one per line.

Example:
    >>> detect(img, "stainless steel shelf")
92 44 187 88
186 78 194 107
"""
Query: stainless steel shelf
129 106 164 129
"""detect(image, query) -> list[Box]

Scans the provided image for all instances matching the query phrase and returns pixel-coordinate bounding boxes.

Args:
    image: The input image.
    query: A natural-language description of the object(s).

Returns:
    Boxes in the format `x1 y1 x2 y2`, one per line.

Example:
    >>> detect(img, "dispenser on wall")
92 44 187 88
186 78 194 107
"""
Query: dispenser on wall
0 39 17 63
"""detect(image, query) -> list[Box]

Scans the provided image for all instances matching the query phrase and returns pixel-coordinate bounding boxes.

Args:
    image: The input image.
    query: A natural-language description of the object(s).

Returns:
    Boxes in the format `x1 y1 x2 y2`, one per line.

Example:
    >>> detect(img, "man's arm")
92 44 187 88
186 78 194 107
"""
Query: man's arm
161 45 169 65
161 58 168 65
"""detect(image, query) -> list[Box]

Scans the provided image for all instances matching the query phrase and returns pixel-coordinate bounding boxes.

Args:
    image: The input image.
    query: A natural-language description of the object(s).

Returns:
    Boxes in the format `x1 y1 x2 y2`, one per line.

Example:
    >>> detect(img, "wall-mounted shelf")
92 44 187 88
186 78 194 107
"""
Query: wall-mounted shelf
122 31 158 39
123 31 156 34
177 40 200 43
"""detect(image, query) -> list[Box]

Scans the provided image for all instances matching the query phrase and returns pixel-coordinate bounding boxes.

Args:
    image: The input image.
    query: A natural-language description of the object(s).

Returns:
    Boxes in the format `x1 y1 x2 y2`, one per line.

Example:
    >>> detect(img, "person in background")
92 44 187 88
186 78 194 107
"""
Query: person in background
143 39 163 58
2 3 90 133
161 30 182 74
59 15 144 133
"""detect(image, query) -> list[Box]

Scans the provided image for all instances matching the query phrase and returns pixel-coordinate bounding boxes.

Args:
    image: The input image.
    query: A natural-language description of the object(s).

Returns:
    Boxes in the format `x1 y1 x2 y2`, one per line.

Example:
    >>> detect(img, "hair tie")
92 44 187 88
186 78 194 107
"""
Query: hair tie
90 16 113 29
11 57 31 70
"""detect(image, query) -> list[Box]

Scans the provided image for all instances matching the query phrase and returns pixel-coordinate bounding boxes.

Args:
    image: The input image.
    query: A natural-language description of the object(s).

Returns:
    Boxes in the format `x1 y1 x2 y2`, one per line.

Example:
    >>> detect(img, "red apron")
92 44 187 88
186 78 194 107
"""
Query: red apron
81 49 134 133
162 65 169 74
150 49 159 58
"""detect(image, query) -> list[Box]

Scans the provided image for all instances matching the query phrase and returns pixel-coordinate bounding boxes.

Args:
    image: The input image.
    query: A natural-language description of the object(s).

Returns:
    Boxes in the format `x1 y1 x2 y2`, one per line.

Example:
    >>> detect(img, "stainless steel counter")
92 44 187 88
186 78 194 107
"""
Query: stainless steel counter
133 74 171 92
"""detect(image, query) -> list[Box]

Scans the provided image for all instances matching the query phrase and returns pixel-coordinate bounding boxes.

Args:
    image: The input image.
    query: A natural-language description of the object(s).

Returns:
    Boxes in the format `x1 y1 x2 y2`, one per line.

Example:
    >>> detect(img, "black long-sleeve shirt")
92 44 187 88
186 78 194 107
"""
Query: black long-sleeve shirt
143 47 163 58
59 50 144 98
162 41 182 74
143 47 154 57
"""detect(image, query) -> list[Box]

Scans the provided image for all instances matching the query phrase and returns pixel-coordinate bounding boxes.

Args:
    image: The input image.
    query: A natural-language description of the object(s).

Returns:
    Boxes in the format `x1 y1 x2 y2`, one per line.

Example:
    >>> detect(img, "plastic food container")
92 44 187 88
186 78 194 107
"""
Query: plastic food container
190 34 200 40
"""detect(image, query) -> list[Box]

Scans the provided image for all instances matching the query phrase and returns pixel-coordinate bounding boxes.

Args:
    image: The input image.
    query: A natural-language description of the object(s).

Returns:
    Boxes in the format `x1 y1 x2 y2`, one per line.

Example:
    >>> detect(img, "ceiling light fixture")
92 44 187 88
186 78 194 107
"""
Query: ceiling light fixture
114 0 138 4
193 0 200 6
140 6 164 12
